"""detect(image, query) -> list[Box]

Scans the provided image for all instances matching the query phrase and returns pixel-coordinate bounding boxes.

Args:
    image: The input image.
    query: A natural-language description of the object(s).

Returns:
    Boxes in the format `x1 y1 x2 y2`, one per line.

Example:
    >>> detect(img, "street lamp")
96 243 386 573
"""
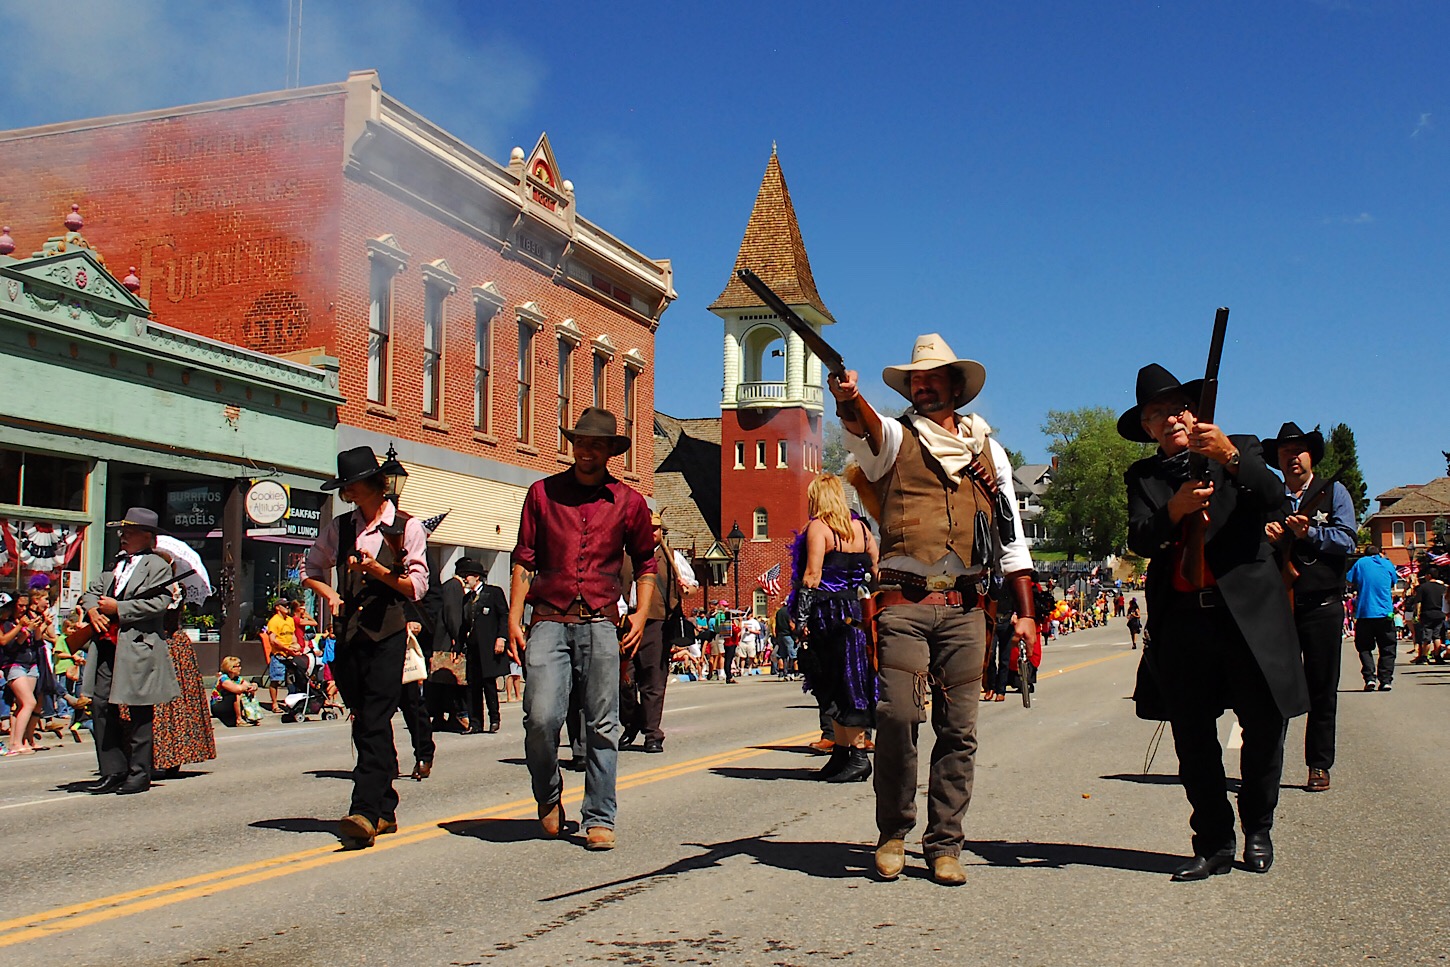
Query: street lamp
726 520 745 610
381 441 408 506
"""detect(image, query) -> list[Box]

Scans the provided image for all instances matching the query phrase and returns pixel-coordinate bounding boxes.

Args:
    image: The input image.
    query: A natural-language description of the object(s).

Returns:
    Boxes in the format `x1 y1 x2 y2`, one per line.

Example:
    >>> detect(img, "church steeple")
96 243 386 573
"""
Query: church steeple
709 148 834 322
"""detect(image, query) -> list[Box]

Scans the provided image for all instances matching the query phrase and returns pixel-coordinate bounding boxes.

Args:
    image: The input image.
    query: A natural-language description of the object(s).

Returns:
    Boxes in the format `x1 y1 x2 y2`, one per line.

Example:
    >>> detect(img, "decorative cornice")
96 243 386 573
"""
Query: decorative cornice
516 300 546 328
623 347 647 371
591 333 616 360
422 258 459 292
555 317 583 346
366 233 409 272
472 281 506 311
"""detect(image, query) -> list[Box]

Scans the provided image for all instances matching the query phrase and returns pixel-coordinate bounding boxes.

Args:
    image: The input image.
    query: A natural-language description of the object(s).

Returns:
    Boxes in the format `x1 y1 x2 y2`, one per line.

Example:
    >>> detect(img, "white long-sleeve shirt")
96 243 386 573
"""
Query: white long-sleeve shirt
844 414 1034 577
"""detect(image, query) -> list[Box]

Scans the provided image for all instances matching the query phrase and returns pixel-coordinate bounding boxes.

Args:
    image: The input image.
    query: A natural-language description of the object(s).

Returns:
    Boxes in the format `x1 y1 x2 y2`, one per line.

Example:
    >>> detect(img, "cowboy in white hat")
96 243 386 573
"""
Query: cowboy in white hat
828 334 1038 886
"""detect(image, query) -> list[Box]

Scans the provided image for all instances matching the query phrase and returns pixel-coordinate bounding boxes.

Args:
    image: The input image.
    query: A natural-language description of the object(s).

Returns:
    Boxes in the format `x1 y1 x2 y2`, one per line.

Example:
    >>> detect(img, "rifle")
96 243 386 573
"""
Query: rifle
1278 470 1345 608
735 268 847 378
1178 307 1230 590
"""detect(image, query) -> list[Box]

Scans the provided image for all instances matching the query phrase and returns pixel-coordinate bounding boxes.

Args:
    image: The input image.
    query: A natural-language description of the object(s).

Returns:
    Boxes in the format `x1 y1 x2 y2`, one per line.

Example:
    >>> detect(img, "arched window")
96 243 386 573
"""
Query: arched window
753 507 769 540
740 324 786 384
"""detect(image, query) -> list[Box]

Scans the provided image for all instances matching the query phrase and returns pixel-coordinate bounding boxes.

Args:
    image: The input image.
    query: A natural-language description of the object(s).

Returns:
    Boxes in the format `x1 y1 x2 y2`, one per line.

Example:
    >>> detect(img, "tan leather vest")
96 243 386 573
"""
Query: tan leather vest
875 418 998 568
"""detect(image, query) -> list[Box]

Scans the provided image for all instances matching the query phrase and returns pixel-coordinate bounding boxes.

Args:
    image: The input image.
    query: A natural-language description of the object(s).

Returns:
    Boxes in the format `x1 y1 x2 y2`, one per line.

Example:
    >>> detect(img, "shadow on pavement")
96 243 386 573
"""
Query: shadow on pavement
964 839 1182 874
303 769 354 780
748 744 822 756
1100 772 1179 786
709 766 819 782
541 836 875 900
440 818 550 843
250 817 338 834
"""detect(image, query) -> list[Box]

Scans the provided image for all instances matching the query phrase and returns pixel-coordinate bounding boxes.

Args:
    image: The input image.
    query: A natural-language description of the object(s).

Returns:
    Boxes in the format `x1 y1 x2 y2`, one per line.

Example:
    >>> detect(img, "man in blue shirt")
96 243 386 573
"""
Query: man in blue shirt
1264 422 1358 792
1346 545 1400 691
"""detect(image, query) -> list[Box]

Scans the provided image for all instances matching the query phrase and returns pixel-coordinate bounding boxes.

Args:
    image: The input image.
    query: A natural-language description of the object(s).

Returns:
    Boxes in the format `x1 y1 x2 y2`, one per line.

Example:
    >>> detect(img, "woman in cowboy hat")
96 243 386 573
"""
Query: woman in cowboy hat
302 446 430 848
1121 363 1307 880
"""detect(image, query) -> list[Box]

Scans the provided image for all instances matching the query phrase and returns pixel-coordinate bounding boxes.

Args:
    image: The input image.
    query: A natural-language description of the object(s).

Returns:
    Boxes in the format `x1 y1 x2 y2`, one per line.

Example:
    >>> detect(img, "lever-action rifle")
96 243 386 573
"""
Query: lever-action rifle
1178 307 1230 590
736 268 857 420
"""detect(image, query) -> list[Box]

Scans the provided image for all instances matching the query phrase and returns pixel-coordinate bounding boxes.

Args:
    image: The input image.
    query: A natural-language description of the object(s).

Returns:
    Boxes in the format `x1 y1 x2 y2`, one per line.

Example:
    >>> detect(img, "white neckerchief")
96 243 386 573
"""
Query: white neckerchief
113 554 141 596
907 409 993 485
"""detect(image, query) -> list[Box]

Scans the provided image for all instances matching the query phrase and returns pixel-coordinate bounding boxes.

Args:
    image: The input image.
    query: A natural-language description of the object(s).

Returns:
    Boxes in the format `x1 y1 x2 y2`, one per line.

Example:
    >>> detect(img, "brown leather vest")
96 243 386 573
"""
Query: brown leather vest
875 417 998 568
338 510 412 643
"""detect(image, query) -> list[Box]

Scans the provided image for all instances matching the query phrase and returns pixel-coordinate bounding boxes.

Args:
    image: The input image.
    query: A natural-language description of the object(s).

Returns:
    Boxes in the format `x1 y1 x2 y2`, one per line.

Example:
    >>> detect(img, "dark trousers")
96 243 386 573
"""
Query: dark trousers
1354 616 1396 685
1296 599 1343 770
466 647 501 727
1162 606 1287 857
91 639 153 782
873 604 986 861
620 619 669 741
723 644 739 683
330 629 405 824
399 681 435 764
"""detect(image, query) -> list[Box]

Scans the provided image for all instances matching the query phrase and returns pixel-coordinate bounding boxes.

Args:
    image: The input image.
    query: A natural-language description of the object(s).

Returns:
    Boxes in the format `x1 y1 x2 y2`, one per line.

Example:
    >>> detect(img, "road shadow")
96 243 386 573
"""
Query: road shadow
440 818 550 843
965 839 1182 875
542 836 875 900
303 768 353 780
250 817 338 835
155 768 209 781
710 766 818 782
748 744 822 756
55 778 102 794
1100 772 1179 786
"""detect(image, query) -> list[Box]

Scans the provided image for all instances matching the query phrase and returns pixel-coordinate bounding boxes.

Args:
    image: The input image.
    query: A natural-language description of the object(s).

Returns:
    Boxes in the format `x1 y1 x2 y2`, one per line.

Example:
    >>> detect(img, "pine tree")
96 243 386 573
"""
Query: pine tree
1316 423 1368 519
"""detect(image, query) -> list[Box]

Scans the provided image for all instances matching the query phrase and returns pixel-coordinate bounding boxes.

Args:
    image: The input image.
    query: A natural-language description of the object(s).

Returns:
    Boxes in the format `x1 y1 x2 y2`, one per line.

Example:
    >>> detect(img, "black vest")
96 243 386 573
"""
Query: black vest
338 509 412 643
1288 476 1348 598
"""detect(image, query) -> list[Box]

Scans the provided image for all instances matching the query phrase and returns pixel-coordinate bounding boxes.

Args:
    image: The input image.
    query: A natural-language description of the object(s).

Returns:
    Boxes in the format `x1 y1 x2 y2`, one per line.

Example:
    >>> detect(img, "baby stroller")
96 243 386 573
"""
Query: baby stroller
280 650 343 723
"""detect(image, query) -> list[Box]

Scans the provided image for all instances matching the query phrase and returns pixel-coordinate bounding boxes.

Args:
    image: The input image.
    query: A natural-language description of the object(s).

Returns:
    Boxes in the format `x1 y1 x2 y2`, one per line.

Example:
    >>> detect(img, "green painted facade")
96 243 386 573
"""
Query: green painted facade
0 224 341 625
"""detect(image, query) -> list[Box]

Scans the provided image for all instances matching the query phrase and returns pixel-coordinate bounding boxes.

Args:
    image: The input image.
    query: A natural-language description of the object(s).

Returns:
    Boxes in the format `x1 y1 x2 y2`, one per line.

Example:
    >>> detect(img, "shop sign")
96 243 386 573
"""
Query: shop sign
245 479 289 526
286 490 325 541
165 483 223 532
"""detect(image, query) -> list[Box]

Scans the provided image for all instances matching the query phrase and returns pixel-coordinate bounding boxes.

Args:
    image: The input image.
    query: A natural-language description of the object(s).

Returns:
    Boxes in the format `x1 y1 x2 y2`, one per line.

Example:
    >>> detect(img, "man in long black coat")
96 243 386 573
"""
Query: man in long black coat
1120 364 1309 881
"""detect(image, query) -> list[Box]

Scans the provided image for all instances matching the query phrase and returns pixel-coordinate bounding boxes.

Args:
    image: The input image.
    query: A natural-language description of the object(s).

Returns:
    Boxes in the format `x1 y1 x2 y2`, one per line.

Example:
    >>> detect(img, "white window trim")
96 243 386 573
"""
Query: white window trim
755 440 766 469
366 236 409 406
472 285 504 434
734 441 745 470
777 440 788 468
421 260 457 422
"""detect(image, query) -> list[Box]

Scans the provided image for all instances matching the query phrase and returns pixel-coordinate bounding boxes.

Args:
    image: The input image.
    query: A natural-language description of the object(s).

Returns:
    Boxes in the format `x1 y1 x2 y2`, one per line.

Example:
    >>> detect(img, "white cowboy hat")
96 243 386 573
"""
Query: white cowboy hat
881 333 986 409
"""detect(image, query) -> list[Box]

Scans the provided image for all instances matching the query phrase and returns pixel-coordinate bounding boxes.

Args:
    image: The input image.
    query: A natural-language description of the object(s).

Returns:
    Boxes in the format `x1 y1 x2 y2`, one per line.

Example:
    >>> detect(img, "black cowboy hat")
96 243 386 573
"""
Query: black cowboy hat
453 556 485 578
1261 421 1324 465
1117 364 1204 444
323 446 405 491
562 407 631 455
105 506 165 533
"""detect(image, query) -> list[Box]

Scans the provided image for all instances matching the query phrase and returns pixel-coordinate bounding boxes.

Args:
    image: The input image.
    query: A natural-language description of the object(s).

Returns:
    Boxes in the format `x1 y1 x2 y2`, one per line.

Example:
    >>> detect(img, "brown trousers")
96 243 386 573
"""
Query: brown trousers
873 603 987 860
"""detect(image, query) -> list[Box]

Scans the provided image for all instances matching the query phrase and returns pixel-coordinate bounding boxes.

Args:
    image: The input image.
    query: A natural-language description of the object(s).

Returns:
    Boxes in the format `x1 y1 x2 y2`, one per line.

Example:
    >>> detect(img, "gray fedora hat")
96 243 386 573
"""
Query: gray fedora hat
562 407 631 455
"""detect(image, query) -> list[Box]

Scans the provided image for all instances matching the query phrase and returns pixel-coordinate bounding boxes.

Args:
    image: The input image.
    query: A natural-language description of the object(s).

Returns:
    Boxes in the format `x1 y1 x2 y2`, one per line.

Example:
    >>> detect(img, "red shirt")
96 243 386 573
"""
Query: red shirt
512 470 657 612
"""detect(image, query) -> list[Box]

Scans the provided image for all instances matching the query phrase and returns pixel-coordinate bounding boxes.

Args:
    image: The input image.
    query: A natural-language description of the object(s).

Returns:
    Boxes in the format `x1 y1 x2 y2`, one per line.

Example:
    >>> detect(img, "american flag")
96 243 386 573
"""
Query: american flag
1397 563 1418 577
757 562 782 597
1431 552 1450 567
421 510 450 533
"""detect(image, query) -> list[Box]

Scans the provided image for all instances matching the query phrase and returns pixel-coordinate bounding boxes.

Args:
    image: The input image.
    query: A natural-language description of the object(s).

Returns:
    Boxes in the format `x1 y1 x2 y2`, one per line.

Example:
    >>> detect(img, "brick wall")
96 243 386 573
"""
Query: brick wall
336 177 656 490
0 93 348 356
717 406 822 612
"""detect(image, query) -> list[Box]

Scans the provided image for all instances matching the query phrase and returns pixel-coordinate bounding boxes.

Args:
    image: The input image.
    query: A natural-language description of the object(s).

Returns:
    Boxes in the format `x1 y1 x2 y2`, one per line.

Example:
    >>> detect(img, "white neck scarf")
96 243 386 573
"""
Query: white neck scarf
907 410 992 485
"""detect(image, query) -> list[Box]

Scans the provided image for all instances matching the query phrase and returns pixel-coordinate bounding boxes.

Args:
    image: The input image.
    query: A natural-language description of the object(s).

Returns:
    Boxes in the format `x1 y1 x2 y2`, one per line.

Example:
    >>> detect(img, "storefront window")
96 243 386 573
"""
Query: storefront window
0 448 87 511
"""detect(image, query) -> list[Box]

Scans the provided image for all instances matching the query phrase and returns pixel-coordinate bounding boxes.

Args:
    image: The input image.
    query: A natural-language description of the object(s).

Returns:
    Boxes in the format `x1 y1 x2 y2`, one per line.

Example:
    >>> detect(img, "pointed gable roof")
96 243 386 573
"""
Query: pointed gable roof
709 147 834 322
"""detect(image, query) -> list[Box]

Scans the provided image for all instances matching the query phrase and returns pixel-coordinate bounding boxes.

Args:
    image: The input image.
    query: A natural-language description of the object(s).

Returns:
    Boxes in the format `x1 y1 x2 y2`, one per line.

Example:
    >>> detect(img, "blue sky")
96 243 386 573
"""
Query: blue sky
3 1 1446 506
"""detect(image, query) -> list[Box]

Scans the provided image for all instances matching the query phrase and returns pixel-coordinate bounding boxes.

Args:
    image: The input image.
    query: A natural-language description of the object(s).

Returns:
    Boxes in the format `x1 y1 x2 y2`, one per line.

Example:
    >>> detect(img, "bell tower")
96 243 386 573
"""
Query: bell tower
708 146 835 615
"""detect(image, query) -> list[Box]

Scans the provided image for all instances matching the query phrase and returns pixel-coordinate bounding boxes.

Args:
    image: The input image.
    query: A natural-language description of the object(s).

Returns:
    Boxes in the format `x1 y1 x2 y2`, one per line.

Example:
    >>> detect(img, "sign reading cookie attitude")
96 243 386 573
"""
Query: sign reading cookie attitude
244 479 289 525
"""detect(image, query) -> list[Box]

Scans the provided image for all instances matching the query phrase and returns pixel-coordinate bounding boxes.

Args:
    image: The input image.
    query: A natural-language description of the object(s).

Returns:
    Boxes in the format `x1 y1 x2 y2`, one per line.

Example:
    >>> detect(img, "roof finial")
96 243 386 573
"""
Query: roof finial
64 204 83 233
122 266 141 293
0 227 14 256
771 140 777 157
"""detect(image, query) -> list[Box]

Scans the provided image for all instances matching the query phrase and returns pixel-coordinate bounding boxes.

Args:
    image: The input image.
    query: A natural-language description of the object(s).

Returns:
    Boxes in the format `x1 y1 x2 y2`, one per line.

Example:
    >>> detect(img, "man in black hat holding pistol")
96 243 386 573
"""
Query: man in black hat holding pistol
303 446 430 848
1121 364 1307 881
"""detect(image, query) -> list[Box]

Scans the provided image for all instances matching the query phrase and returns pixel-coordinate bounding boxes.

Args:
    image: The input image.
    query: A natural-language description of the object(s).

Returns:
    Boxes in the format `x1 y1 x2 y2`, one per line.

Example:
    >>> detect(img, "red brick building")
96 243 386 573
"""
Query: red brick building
654 148 832 616
0 71 675 582
1366 477 1450 568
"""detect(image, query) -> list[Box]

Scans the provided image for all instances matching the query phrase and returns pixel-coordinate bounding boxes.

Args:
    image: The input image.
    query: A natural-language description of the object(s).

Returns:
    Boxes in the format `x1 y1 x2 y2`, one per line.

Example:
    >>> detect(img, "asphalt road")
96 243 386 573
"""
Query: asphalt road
2 620 1447 966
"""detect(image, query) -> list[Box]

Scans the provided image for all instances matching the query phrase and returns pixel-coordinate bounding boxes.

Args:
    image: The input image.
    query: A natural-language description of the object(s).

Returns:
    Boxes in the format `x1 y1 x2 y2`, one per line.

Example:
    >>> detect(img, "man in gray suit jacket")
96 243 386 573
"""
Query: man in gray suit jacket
79 507 180 795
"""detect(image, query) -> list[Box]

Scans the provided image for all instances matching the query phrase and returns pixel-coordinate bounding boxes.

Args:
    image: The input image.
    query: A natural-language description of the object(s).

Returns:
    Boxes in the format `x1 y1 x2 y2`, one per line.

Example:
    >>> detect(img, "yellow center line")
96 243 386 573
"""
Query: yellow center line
0 730 817 947
1040 650 1135 678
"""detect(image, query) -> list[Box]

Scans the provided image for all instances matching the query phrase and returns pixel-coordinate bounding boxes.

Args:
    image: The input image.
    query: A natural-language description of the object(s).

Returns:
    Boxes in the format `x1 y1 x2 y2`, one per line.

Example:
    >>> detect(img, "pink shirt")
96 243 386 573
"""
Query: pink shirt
304 501 429 602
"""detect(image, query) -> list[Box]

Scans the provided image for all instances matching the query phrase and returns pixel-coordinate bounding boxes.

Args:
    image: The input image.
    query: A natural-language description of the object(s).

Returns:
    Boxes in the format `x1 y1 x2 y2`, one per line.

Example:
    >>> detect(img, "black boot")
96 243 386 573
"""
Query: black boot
826 748 872 783
816 746 849 780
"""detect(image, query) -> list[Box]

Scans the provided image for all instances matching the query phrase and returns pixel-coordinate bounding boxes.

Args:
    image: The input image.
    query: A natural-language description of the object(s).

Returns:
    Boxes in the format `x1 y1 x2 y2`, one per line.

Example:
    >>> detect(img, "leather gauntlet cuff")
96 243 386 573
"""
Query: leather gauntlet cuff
1007 570 1036 622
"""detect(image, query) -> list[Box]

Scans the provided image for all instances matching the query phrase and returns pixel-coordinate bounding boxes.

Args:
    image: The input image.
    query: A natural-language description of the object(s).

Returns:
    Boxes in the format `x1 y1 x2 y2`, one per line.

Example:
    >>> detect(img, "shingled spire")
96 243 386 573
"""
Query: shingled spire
709 146 834 322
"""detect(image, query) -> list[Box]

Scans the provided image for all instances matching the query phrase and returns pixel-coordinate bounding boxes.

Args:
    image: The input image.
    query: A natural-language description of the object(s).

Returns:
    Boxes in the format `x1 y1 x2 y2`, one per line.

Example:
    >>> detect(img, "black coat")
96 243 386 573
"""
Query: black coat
466 584 510 679
1126 434 1309 719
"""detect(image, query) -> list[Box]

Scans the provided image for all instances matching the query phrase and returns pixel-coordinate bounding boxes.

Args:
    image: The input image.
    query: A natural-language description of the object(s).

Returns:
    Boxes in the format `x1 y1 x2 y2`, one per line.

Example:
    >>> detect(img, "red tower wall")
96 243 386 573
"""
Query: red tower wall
718 405 822 613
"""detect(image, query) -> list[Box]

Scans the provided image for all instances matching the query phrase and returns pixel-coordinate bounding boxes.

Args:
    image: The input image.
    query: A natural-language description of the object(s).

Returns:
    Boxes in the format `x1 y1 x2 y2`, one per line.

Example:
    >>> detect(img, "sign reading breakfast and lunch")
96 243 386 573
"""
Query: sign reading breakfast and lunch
244 479 289 526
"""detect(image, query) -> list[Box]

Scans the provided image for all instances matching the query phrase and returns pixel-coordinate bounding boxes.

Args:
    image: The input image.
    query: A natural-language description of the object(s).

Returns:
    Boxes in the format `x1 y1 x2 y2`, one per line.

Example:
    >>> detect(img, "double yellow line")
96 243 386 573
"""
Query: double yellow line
0 731 818 948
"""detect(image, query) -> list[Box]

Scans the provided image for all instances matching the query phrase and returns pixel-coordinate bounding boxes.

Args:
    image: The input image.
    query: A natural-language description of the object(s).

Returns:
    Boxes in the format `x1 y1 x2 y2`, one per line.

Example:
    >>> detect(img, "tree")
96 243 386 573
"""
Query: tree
1003 447 1027 470
1431 515 1449 552
1316 422 1369 519
821 420 849 476
1037 406 1153 560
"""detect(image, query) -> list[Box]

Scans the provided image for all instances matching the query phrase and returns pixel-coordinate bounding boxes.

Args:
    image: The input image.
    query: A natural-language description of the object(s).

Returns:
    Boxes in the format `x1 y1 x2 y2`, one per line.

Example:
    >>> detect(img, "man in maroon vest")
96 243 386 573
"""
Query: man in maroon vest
508 408 656 852
830 333 1038 886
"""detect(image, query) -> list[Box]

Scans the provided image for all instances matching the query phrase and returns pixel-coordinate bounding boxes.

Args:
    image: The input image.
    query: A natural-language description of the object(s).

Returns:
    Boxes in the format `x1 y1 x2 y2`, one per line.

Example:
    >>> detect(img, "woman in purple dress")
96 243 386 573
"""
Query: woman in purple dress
789 473 879 783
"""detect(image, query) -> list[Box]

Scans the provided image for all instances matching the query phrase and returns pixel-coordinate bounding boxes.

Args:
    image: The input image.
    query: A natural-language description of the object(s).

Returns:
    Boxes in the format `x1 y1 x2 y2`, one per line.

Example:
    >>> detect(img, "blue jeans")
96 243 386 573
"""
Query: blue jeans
522 619 621 830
